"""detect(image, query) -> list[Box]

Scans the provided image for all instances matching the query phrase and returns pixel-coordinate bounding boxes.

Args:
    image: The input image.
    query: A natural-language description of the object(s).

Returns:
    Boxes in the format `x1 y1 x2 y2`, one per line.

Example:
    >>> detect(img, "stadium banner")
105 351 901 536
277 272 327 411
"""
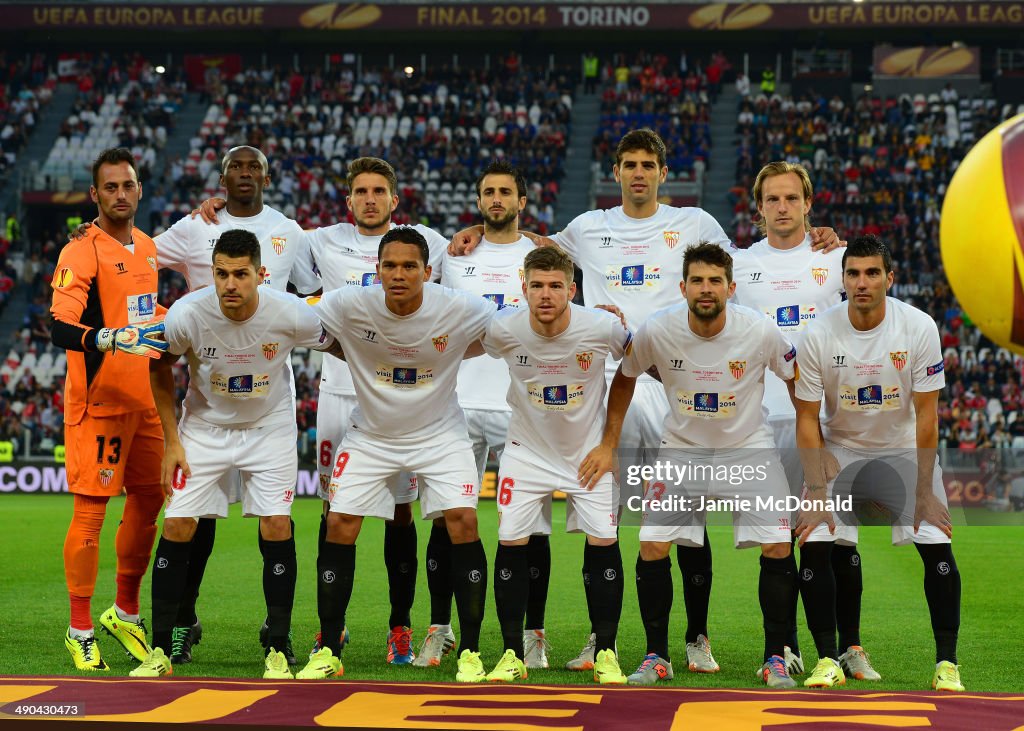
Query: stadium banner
8 3 1024 31
874 46 981 78
0 459 1000 510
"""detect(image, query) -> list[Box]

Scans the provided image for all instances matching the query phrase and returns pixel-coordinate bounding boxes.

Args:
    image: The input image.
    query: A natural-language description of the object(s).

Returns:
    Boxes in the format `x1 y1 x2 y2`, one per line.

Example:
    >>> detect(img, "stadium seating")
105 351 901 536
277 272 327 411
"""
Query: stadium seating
38 53 183 190
162 62 572 237
0 51 55 177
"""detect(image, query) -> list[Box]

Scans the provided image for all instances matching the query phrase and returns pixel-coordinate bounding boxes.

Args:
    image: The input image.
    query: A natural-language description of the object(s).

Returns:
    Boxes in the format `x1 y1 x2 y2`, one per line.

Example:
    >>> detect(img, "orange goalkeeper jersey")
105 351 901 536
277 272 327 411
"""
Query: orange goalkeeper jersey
51 226 160 424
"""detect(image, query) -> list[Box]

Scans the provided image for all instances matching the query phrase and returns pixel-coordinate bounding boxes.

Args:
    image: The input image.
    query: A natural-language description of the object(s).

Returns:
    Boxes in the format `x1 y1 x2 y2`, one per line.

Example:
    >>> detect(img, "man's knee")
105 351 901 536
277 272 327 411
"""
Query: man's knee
259 515 292 541
443 508 478 544
163 517 199 542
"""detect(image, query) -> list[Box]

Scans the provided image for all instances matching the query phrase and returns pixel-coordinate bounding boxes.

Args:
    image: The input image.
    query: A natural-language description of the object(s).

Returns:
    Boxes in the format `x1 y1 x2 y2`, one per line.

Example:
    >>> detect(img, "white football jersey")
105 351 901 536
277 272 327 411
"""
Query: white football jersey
731 235 845 418
442 236 535 411
552 205 731 369
315 282 497 441
623 303 796 448
156 205 319 294
483 304 631 469
795 297 945 449
164 287 330 430
300 222 446 396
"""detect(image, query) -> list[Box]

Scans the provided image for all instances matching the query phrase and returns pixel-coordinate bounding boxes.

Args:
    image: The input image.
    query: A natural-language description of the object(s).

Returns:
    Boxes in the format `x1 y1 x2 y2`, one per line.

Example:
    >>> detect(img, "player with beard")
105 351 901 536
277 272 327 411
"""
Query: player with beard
611 243 800 688
426 161 547 669
51 147 168 671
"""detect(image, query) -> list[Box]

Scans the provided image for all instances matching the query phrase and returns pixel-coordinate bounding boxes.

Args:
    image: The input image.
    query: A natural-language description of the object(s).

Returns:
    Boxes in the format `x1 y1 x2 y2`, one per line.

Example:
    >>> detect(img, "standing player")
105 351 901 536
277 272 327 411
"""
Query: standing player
426 161 546 669
298 227 497 682
293 157 449 664
79 145 321 665
793 235 964 692
453 129 840 670
729 161 875 683
51 147 169 670
130 229 338 679
616 243 800 688
481 245 632 685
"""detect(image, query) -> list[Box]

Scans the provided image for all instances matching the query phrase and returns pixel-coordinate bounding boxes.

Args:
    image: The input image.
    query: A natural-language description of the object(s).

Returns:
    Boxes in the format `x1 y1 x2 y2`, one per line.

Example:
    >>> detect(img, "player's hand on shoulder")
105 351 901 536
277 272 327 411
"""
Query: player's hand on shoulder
68 219 98 241
96 320 169 358
914 492 952 538
594 304 627 329
192 197 226 224
809 226 845 253
578 443 615 491
447 225 484 256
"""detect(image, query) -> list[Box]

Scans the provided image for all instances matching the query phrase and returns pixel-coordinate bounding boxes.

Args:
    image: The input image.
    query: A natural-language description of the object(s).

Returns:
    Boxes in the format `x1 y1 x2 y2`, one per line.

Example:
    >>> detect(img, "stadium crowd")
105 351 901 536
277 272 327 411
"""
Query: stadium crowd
728 87 1024 463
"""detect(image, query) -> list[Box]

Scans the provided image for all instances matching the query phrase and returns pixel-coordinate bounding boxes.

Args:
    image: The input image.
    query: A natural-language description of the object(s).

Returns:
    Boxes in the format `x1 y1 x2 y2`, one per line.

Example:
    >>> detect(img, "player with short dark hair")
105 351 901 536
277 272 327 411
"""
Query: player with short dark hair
298 227 497 681
130 229 339 678
52 147 169 671
615 242 801 688
794 235 964 692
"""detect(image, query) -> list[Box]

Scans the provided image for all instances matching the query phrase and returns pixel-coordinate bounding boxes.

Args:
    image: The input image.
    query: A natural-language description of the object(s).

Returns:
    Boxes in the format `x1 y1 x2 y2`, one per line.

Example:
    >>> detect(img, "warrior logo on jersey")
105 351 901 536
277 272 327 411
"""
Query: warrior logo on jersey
432 334 449 353
262 342 279 361
271 236 286 255
729 360 746 380
54 267 75 289
576 351 593 372
146 256 157 271
98 468 114 487
889 351 908 371
544 386 568 405
811 267 828 286
663 230 680 249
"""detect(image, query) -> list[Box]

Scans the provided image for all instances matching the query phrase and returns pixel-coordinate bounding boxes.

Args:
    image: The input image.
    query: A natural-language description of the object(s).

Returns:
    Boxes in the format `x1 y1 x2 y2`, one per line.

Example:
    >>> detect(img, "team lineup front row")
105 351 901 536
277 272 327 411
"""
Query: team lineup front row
50 140 962 691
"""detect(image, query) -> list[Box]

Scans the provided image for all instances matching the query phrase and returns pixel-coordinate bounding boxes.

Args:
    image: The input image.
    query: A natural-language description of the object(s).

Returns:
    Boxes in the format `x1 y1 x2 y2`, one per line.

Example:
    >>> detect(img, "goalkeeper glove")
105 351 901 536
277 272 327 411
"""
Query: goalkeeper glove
95 321 168 357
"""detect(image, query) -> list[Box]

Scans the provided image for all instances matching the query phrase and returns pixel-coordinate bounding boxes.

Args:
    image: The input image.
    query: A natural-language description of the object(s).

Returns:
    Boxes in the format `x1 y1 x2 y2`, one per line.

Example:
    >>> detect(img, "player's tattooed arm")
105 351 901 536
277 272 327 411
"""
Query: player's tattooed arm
150 352 190 498
579 365 637 490
809 226 845 253
193 197 227 224
912 389 950 538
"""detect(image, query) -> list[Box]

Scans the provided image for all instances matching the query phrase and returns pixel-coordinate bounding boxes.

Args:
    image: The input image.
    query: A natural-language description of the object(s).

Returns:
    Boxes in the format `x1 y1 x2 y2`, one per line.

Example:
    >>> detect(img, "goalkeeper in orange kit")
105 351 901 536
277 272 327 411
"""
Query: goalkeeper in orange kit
50 147 169 671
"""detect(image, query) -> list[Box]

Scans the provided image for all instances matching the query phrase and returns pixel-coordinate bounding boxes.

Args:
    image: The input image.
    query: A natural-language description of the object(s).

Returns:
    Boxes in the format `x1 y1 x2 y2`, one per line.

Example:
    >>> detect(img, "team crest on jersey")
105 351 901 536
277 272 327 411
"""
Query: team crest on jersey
811 267 828 286
54 267 75 289
146 256 157 271
729 360 746 380
271 236 286 255
432 334 449 353
889 351 908 371
98 468 114 487
262 342 279 361
663 230 680 249
576 351 594 372
518 268 526 283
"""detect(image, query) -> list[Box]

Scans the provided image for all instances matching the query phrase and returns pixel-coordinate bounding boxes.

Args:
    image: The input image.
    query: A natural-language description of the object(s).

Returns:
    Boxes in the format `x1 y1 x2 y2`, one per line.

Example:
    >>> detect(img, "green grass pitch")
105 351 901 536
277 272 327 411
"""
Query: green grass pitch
1 494 1022 691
